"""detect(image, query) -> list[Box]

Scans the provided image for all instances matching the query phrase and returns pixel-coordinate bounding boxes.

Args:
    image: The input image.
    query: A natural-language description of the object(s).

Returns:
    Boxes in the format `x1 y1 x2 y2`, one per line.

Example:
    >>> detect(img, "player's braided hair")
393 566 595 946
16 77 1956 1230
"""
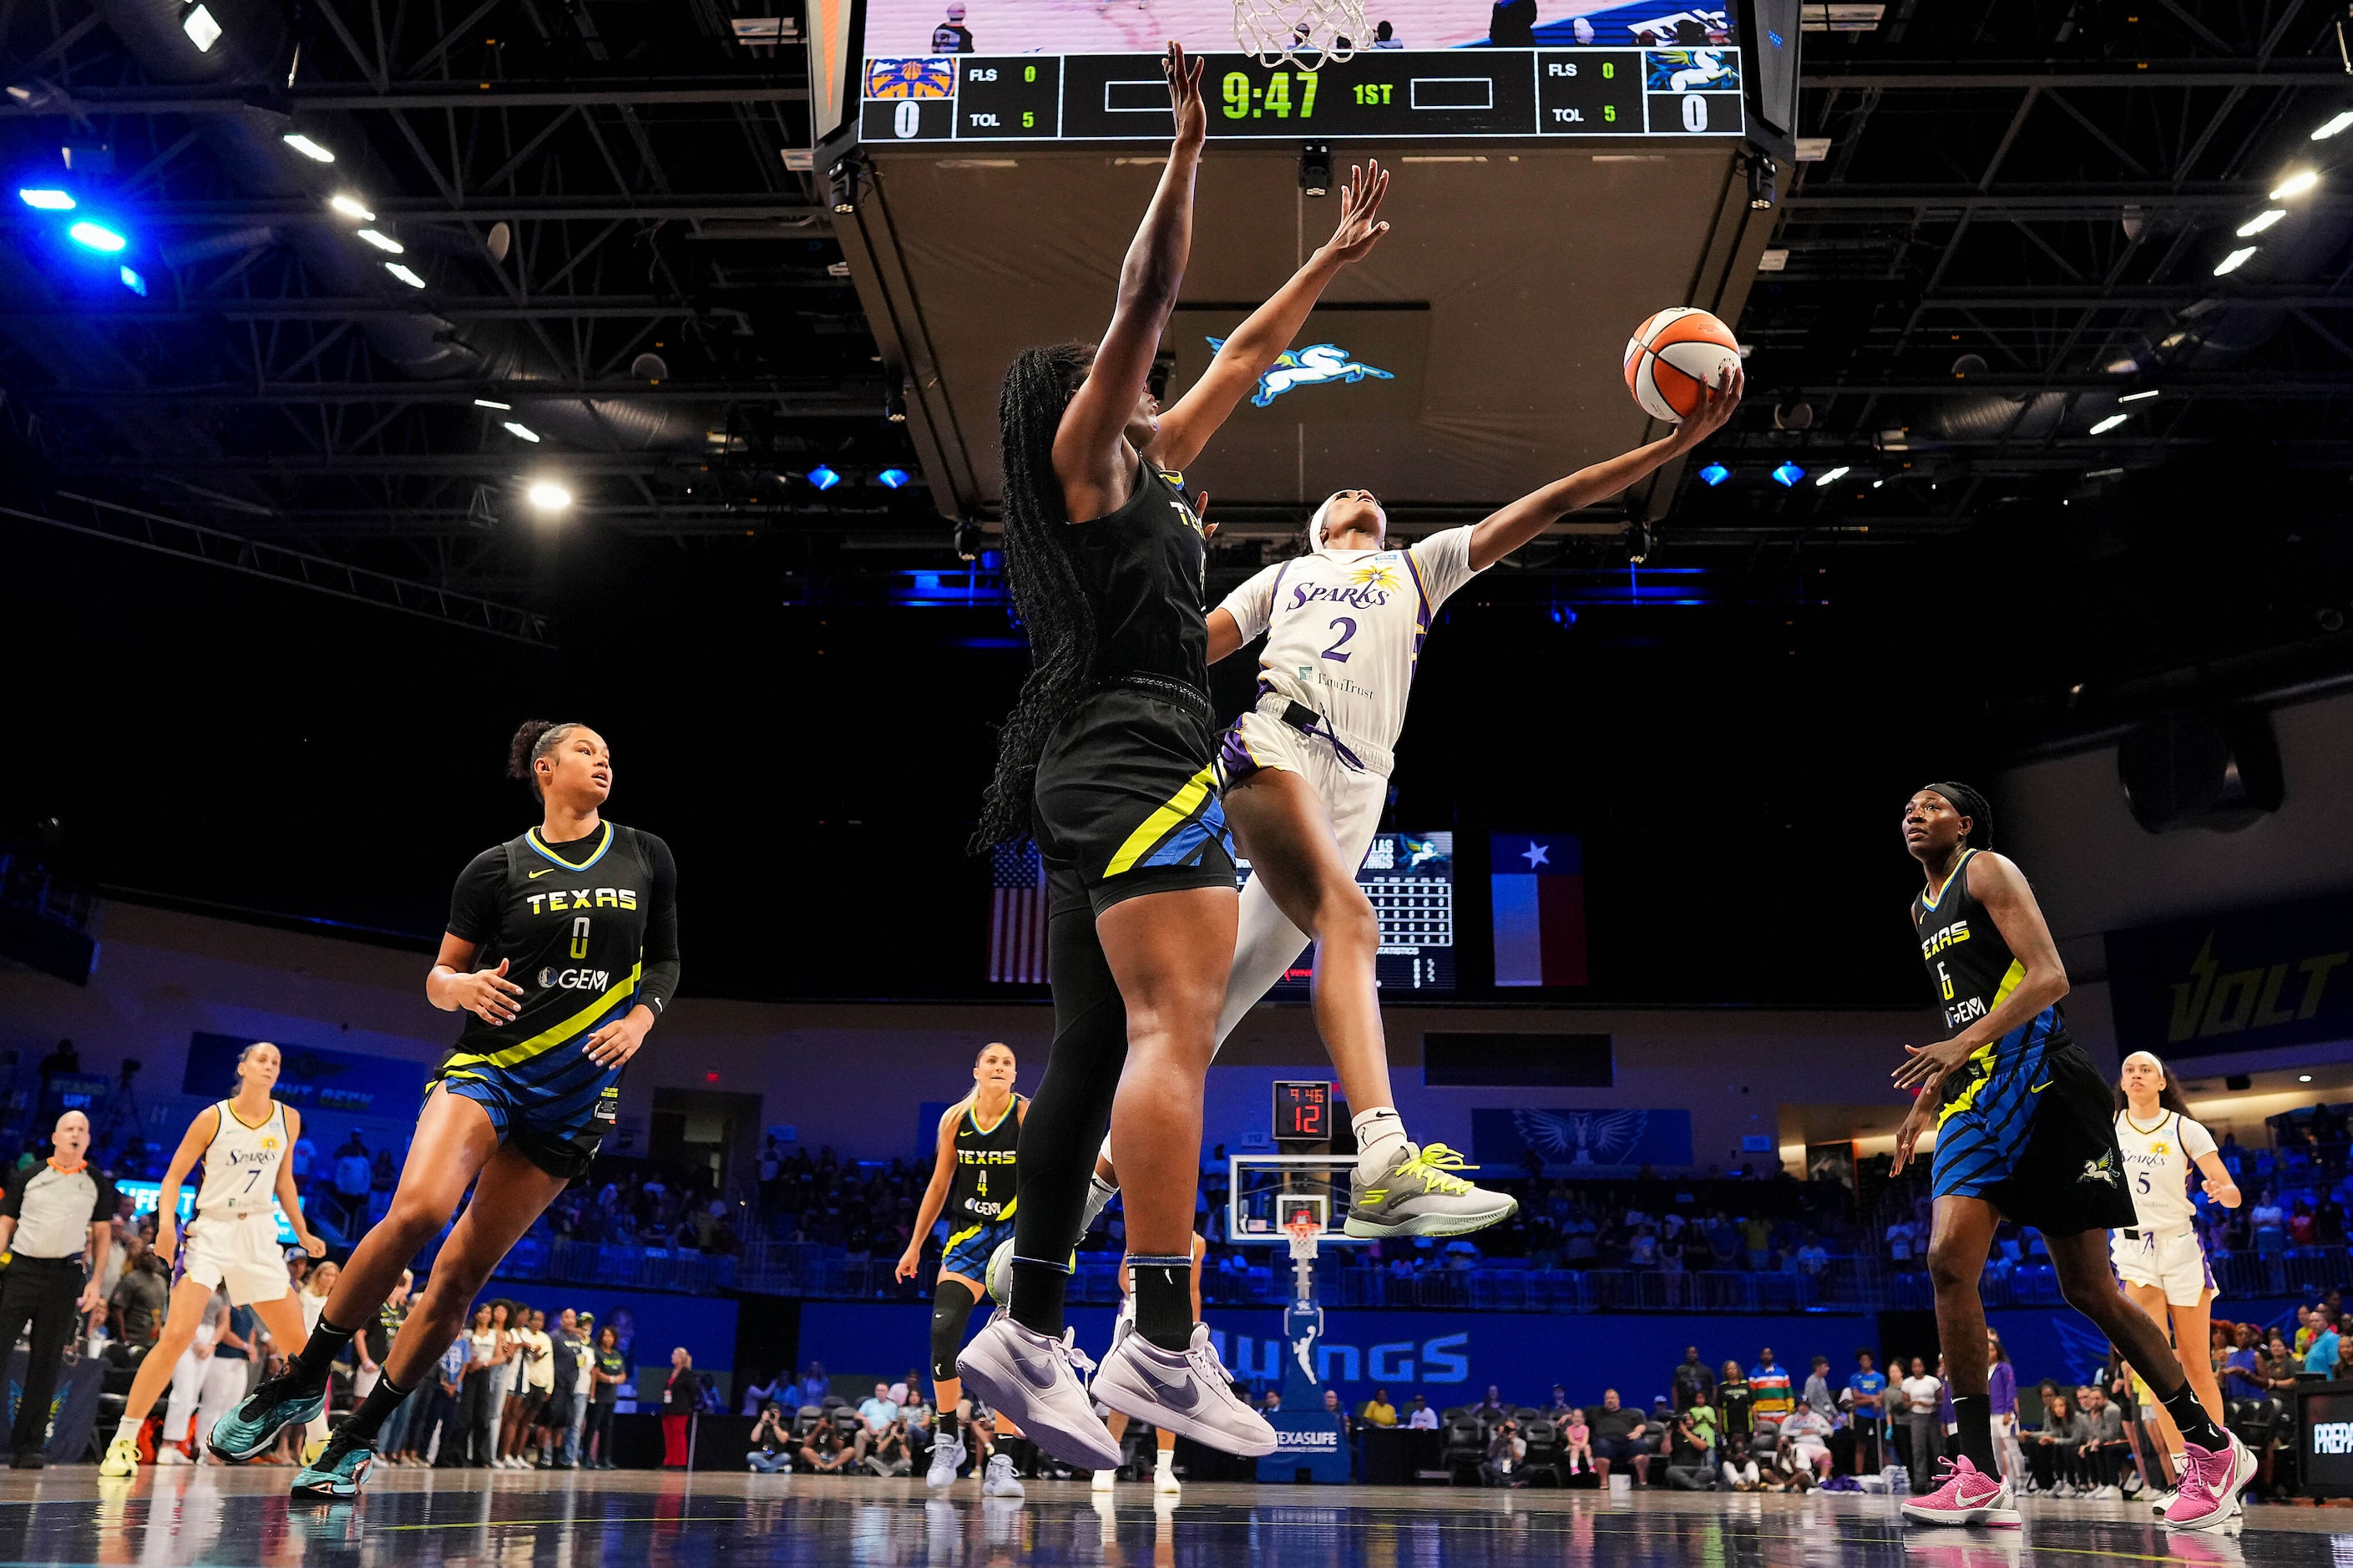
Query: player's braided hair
974 343 1100 851
508 719 587 801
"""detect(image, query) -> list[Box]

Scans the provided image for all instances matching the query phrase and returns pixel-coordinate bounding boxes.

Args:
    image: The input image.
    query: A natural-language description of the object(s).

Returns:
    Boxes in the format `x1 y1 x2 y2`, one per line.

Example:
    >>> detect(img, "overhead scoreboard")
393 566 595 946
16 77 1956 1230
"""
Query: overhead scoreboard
859 48 1746 143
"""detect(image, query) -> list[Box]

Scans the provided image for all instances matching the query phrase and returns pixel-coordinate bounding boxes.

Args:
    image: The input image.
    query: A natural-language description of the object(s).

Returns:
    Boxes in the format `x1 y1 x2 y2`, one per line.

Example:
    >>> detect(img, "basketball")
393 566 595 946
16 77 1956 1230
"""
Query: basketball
1623 306 1743 423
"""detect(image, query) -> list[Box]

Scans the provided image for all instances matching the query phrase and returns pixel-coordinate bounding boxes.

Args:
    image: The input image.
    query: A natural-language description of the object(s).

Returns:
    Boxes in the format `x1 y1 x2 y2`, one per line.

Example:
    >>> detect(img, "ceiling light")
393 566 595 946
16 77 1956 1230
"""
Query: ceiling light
118 266 146 296
385 262 425 287
2090 413 2128 434
878 468 911 489
282 134 335 163
328 194 374 221
473 398 511 410
1698 463 1730 487
17 188 73 210
2238 208 2286 236
1814 465 1851 488
2270 169 2319 200
808 463 842 490
1770 461 1805 488
2120 388 2159 402
2316 111 2353 140
2214 245 2257 276
503 421 540 443
182 3 222 51
355 228 403 253
66 220 126 251
526 481 571 510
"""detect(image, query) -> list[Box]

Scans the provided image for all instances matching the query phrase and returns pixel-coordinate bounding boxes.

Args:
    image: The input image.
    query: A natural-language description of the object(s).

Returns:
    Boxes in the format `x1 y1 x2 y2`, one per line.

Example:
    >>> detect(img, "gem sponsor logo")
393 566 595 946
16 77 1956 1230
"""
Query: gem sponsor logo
538 967 614 991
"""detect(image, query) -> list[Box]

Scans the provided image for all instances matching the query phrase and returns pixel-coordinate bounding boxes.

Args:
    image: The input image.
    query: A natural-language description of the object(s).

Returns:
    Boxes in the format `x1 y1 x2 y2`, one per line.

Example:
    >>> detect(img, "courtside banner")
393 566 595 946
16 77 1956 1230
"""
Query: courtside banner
2103 890 2353 1060
185 1031 428 1115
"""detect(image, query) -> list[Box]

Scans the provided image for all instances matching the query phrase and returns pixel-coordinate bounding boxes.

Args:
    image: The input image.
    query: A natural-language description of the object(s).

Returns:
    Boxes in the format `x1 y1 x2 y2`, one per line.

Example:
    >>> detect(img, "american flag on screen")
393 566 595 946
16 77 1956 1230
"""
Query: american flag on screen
988 838 1049 984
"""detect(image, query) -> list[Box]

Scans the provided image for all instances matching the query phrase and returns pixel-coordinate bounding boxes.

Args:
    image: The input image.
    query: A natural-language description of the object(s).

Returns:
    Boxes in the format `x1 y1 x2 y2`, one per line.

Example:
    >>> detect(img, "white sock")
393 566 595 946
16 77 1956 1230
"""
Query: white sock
1353 1108 1409 1176
115 1418 142 1445
1077 1143 1119 1239
1156 1448 1173 1471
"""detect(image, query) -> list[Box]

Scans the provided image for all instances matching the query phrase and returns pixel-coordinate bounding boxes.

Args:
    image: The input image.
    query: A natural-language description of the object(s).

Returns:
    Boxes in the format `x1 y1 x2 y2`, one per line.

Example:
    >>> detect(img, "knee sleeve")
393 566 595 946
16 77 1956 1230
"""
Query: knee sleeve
931 1278 979 1382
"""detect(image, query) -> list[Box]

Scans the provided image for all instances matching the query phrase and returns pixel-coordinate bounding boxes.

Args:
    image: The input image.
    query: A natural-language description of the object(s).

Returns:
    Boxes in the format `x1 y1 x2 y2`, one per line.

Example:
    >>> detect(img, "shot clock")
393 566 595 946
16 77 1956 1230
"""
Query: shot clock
858 48 1744 143
1273 1080 1333 1144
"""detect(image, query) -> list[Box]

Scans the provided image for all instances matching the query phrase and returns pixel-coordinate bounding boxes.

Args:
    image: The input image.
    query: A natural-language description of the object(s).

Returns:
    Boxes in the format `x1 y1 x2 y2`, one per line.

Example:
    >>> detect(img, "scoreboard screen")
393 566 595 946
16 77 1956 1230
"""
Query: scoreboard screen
1240 830 1455 994
1273 1080 1333 1141
859 48 1745 143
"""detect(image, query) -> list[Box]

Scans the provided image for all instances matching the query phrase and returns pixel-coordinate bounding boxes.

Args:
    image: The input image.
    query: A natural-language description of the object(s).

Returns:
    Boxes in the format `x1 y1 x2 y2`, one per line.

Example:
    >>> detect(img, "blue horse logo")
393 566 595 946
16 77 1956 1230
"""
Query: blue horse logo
1207 337 1394 407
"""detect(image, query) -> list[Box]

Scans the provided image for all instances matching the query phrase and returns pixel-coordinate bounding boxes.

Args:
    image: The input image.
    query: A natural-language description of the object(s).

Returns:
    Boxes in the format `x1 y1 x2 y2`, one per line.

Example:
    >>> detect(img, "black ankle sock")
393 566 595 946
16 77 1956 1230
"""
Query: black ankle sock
1009 1260 1069 1336
936 1409 959 1441
1130 1255 1193 1352
292 1315 360 1385
340 1373 411 1444
2155 1381 2227 1451
1951 1393 1997 1473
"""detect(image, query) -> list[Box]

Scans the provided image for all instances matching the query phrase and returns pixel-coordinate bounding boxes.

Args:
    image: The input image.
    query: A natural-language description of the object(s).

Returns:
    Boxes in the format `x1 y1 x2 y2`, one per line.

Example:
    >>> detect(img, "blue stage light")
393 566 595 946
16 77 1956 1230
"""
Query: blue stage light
808 464 841 491
878 467 910 489
18 188 74 210
1771 461 1805 488
68 220 126 252
1698 463 1730 487
118 266 147 296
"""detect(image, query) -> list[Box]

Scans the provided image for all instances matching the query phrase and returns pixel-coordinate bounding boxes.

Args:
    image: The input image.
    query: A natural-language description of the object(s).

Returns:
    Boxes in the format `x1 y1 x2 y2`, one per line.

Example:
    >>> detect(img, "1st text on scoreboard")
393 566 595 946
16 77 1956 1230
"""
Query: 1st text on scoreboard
859 48 1746 143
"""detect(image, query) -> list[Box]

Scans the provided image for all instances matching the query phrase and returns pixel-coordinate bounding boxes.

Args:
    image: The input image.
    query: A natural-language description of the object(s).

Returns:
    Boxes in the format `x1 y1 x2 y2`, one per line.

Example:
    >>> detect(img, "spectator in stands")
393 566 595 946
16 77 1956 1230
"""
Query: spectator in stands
1323 1388 1354 1445
1361 1388 1397 1428
2076 1383 2130 1499
109 1242 169 1348
1476 1384 1507 1421
2309 1311 2343 1375
586 1325 624 1469
1586 1390 1650 1485
331 1133 373 1237
746 1403 792 1473
1662 1398 1713 1490
660 1348 697 1469
1479 1417 1527 1488
1777 1402 1833 1487
1987 1330 2022 1490
1847 1350 1885 1474
2223 1323 2266 1401
1885 1214 1918 1265
796 1360 829 1408
799 1419 853 1474
1672 1346 1713 1411
2023 1381 2079 1495
865 1413 913 1477
1748 1348 1792 1430
1543 1384 1574 1419
2250 1187 2286 1256
1564 1405 1596 1477
1717 1360 1752 1451
1406 1394 1439 1430
408 1329 469 1469
1796 1234 1829 1275
1898 1356 1942 1490
1801 1355 1835 1421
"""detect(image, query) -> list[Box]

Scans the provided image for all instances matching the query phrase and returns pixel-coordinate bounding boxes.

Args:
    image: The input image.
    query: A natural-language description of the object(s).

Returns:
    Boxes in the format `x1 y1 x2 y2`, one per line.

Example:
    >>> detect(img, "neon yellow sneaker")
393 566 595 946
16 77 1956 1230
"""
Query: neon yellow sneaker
100 1435 140 1478
1343 1142 1518 1237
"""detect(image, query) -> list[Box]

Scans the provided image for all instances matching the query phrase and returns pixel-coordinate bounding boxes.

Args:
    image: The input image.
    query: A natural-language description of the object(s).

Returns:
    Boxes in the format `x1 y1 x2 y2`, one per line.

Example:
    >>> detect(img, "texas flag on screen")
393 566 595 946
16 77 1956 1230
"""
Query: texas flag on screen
1490 833 1588 988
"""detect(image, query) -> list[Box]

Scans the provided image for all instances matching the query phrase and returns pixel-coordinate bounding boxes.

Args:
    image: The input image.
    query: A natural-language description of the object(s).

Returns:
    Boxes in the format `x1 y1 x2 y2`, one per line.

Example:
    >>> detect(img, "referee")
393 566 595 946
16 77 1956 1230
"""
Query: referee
0 1111 115 1468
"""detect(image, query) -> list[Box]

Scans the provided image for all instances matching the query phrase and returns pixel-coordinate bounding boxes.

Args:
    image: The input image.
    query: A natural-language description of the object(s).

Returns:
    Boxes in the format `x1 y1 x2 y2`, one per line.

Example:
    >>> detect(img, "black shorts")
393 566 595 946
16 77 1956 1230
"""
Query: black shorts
1941 1040 2138 1236
1033 679 1237 918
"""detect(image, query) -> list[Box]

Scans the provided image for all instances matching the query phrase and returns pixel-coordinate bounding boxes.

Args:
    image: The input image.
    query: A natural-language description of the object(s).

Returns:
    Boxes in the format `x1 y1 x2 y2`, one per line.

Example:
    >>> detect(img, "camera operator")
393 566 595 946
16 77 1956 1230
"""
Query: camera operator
0 1111 117 1468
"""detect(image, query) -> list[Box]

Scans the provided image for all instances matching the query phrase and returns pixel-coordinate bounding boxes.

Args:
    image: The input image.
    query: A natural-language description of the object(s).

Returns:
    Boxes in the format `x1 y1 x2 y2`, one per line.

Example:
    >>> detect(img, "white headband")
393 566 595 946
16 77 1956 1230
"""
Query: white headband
2122 1050 2167 1077
1308 492 1384 554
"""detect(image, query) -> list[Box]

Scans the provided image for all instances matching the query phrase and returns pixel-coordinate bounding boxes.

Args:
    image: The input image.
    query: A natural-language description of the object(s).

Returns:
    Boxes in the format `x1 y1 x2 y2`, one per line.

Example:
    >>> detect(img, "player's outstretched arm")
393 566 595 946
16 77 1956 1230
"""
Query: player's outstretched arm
896 1108 961 1281
1465 365 1742 570
1151 159 1394 472
1891 852 2070 1092
1056 42 1206 519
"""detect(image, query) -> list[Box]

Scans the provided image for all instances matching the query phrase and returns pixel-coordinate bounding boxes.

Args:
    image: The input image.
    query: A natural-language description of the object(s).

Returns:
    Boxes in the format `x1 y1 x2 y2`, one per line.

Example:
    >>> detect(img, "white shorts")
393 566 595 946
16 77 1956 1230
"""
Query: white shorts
2111 1227 2215 1307
180 1211 291 1307
1214 705 1391 1047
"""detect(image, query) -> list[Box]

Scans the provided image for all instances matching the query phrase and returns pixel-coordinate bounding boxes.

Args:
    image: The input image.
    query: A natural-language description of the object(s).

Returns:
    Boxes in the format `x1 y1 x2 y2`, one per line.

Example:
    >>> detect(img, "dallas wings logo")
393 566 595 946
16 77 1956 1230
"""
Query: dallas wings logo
1206 336 1394 407
2079 1151 2123 1187
1513 1109 1651 1167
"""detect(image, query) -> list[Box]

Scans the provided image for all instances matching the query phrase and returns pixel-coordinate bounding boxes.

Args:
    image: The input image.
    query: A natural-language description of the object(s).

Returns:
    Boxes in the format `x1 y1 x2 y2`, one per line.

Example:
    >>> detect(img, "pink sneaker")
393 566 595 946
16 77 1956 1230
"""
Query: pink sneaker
1901 1456 2021 1528
2163 1434 2254 1532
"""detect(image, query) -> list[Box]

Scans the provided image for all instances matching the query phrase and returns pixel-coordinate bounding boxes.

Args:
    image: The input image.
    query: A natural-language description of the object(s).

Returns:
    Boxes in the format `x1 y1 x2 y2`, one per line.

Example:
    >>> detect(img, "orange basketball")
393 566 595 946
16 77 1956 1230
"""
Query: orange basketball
1623 307 1742 422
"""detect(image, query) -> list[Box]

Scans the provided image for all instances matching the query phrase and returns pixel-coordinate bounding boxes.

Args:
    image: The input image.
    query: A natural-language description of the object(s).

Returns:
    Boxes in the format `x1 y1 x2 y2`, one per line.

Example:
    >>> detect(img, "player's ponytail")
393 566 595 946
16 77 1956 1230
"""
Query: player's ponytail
508 720 584 802
974 343 1100 852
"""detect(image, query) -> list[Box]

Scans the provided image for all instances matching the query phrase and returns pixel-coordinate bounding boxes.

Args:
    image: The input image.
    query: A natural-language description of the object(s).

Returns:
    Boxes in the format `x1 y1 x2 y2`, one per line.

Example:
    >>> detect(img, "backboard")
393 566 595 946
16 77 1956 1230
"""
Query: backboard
1229 1153 1371 1245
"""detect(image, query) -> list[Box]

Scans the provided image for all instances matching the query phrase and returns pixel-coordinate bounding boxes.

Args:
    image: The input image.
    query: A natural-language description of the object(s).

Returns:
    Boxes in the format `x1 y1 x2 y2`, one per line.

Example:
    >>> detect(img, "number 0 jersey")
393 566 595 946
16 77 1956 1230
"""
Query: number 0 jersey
948 1093 1024 1226
1217 528 1483 775
1912 848 2068 1125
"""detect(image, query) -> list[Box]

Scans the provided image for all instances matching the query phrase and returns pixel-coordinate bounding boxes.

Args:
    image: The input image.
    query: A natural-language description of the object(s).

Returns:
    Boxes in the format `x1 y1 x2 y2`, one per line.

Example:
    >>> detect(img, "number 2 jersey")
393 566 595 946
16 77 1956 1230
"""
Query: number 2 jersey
437 822 681 1119
1216 528 1484 776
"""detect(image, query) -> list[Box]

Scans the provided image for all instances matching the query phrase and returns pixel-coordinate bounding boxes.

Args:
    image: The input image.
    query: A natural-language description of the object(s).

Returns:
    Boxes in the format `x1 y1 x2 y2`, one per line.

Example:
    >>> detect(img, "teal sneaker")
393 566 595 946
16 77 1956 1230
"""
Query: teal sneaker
292 1430 377 1500
207 1371 326 1464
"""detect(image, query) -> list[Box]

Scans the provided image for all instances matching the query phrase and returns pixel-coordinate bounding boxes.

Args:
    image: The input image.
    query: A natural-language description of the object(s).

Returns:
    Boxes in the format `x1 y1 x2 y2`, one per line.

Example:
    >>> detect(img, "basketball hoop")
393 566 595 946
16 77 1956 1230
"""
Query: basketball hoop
1232 0 1369 70
1284 1210 1323 1262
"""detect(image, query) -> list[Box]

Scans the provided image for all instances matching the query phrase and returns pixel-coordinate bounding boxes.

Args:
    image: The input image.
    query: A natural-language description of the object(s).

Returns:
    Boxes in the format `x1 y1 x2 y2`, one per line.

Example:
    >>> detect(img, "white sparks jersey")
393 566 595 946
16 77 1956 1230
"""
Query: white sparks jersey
1217 528 1483 768
193 1099 291 1217
2113 1108 2217 1232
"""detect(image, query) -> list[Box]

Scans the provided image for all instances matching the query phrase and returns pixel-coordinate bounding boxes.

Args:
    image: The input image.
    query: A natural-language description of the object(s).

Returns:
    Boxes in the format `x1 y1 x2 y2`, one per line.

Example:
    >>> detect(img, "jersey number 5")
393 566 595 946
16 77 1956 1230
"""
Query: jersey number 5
571 915 591 961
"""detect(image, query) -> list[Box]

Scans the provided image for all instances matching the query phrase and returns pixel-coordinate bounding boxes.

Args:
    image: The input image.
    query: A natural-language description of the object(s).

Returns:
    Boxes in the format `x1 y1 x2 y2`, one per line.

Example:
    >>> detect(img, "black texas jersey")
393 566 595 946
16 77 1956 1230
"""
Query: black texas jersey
948 1093 1024 1225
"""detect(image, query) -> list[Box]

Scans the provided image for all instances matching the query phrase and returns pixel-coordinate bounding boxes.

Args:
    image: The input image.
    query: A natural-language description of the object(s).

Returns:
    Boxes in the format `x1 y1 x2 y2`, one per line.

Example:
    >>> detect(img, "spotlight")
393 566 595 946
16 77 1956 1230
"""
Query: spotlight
502 421 540 443
1770 461 1805 487
2238 208 2286 236
355 228 403 253
808 463 842 490
181 3 222 52
17 189 73 210
67 220 126 251
526 480 571 510
1814 465 1850 488
954 520 984 560
2089 413 2128 434
827 158 860 214
2120 388 2159 402
1698 463 1730 487
2301 1074 2315 1084
281 134 336 163
2316 111 2353 140
884 382 907 422
385 262 426 287
878 468 911 489
118 266 146 296
1746 153 1778 210
2270 169 2319 200
1299 143 1332 198
1626 522 1653 563
2214 245 2256 276
473 398 512 410
328 194 374 221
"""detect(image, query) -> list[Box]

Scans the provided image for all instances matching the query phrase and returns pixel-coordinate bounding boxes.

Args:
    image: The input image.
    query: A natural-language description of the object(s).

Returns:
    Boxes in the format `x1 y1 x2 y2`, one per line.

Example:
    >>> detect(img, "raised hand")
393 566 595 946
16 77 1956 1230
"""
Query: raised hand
1670 362 1743 445
1318 159 1393 265
1165 41 1207 149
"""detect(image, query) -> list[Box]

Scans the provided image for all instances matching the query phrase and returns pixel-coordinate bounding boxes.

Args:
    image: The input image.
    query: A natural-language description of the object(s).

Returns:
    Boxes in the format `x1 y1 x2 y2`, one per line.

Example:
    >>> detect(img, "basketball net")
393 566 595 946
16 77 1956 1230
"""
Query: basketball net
1284 1211 1322 1263
1232 0 1369 70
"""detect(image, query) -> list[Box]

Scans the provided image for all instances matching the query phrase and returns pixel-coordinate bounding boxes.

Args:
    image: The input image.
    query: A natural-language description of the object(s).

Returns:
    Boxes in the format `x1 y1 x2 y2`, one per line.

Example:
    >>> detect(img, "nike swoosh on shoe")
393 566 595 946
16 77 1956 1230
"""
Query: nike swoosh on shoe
1139 1366 1200 1410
